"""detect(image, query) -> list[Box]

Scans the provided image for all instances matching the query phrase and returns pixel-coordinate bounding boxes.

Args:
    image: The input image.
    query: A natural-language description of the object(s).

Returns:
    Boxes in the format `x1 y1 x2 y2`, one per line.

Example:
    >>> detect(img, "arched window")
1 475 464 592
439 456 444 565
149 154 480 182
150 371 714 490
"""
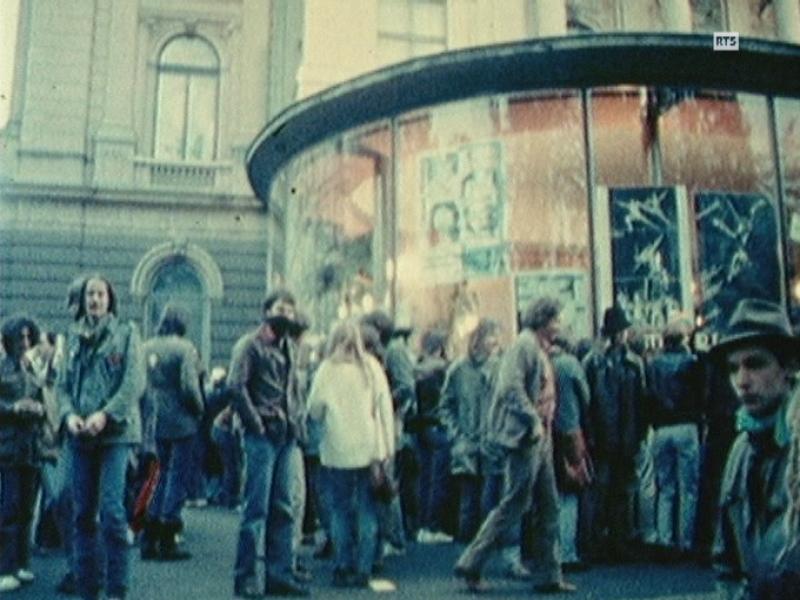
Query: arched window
154 35 219 161
146 257 205 358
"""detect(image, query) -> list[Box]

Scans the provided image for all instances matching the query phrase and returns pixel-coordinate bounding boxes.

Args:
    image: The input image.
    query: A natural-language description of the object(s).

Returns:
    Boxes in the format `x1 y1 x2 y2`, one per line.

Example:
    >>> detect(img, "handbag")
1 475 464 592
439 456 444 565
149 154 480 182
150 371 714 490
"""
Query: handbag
369 458 396 504
368 370 397 504
130 457 161 533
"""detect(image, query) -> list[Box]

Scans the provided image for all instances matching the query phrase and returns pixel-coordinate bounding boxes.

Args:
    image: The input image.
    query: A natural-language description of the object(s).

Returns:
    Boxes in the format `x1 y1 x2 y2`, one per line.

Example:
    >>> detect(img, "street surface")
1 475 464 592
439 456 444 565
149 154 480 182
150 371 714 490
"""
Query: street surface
14 506 721 599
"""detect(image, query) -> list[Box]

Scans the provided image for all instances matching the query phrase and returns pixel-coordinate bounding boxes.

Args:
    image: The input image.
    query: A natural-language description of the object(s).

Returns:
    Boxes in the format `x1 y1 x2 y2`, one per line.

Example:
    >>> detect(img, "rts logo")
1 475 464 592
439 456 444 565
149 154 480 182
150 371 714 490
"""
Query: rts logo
713 32 739 51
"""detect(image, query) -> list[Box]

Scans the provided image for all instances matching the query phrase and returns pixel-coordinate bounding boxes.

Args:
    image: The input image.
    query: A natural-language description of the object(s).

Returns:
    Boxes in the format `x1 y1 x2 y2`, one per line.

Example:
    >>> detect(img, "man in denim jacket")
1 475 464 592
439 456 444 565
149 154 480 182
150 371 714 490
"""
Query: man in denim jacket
57 275 144 600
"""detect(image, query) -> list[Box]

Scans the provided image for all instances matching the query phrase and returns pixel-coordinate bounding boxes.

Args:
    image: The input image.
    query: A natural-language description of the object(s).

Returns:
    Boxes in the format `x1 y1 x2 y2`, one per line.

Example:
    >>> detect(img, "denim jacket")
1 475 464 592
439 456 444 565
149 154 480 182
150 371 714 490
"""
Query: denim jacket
57 317 145 446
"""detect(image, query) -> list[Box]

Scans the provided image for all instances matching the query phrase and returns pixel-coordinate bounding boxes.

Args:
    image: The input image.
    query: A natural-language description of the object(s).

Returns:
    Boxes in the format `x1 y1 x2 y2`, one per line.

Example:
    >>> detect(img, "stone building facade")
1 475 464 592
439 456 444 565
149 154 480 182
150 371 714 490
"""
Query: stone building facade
0 0 299 366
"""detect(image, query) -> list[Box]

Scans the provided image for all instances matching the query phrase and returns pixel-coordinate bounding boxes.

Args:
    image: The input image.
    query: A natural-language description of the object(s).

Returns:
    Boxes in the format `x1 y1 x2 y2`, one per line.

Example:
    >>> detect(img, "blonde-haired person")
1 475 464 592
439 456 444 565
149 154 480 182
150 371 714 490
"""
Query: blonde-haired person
307 319 394 588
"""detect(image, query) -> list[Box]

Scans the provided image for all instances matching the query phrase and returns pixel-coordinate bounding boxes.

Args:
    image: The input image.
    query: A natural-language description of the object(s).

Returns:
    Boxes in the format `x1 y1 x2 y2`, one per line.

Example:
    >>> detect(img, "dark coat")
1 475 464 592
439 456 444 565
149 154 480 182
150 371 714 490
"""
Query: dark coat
714 422 791 599
646 346 701 428
582 343 647 461
142 335 204 440
0 356 44 466
439 355 499 476
413 355 448 430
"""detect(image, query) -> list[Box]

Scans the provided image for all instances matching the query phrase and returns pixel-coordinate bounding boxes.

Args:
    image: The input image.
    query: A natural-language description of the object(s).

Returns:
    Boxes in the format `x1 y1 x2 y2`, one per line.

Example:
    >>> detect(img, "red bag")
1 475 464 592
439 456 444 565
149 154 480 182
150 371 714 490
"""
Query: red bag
130 459 161 533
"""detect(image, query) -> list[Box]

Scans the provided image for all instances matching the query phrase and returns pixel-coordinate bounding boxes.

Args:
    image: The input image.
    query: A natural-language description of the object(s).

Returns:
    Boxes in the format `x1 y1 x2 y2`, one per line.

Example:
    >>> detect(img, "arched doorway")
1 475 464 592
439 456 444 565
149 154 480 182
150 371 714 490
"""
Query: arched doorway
147 257 205 354
131 241 224 365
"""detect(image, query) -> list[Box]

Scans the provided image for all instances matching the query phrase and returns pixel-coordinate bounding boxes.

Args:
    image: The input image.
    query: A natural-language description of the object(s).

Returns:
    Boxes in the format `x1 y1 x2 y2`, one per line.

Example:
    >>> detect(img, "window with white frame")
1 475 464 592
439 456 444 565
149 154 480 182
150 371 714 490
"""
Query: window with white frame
154 35 219 161
378 0 447 65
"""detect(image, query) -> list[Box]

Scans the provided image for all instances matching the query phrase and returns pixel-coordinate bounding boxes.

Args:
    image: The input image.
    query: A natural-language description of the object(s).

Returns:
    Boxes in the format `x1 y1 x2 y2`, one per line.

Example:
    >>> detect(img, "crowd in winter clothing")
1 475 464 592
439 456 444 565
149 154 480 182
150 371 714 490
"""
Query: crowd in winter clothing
3 275 800 600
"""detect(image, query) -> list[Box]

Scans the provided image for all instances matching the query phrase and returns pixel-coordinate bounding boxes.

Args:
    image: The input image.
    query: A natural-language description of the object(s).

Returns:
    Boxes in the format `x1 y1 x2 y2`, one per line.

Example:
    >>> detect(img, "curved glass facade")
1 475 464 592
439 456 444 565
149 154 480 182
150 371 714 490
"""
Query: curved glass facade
259 38 800 349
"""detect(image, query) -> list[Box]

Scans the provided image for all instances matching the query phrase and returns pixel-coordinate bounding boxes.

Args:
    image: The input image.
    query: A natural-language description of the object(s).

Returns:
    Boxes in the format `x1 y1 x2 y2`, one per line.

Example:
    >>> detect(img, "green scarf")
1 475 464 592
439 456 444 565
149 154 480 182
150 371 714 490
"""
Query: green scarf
736 398 792 448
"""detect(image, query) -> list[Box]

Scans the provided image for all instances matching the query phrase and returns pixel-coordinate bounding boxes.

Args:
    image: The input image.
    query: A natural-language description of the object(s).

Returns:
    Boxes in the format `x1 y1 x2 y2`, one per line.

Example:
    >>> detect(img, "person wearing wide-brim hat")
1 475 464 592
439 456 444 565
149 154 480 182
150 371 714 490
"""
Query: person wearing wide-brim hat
600 304 633 340
581 305 647 563
710 298 800 599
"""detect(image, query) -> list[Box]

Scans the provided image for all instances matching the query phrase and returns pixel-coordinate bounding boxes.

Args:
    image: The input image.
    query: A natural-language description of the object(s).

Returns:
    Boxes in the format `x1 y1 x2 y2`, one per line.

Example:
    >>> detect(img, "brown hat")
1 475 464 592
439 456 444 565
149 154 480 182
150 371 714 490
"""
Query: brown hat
710 298 800 360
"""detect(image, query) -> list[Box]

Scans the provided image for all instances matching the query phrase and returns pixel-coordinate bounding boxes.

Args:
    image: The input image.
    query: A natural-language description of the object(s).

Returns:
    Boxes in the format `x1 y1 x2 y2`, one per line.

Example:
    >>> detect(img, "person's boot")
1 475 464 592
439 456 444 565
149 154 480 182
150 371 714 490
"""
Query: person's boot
158 521 192 561
140 518 160 560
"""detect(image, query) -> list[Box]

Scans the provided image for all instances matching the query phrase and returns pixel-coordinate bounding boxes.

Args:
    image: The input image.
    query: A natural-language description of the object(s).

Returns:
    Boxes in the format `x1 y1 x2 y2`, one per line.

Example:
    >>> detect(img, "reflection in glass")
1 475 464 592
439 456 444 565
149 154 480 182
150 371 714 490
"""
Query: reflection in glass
395 92 590 343
776 98 800 317
591 87 652 187
279 126 388 331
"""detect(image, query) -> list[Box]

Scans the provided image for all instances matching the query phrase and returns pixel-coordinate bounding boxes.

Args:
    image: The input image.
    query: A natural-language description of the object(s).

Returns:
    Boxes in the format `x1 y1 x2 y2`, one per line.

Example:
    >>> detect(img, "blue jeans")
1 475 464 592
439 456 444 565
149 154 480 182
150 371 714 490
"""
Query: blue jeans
653 424 700 550
70 442 132 600
149 436 193 525
211 426 243 507
455 474 499 543
417 426 451 533
322 466 379 578
559 493 579 563
235 434 298 586
0 465 40 575
54 448 76 577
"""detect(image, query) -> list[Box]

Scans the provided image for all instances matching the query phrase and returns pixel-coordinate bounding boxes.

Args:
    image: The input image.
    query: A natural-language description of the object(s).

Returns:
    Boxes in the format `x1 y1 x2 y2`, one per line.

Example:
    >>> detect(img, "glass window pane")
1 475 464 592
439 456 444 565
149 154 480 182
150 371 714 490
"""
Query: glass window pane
279 124 389 331
661 91 780 330
395 93 590 347
591 87 651 187
661 91 775 198
154 35 220 161
161 37 218 70
777 98 800 319
155 73 187 160
186 75 217 161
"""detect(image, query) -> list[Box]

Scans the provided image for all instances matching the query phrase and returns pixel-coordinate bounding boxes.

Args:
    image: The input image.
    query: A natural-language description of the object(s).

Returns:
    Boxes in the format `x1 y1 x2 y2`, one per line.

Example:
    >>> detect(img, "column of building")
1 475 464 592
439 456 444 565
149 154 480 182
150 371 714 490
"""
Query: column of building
93 0 138 187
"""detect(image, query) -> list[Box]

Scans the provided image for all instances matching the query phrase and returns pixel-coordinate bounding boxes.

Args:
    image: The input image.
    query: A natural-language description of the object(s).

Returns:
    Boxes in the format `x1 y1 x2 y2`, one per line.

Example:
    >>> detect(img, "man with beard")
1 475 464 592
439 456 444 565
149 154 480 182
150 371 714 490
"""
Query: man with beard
229 290 308 598
711 299 798 599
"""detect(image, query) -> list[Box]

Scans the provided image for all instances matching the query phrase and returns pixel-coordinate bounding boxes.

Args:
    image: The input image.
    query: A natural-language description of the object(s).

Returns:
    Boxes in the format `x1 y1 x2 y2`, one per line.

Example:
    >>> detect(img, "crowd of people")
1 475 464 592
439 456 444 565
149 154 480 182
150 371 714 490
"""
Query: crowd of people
1 272 800 599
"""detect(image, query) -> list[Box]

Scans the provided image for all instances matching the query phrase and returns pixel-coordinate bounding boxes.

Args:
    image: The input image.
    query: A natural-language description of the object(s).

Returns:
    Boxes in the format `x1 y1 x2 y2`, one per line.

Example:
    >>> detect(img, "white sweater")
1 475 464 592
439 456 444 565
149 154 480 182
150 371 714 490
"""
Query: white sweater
307 354 395 469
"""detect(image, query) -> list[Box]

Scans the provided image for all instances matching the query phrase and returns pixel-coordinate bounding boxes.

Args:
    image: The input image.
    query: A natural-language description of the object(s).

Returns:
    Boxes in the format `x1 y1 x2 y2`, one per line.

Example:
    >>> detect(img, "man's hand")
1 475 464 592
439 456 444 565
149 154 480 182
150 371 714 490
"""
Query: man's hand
84 411 108 436
564 457 593 488
66 414 86 436
13 398 44 417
